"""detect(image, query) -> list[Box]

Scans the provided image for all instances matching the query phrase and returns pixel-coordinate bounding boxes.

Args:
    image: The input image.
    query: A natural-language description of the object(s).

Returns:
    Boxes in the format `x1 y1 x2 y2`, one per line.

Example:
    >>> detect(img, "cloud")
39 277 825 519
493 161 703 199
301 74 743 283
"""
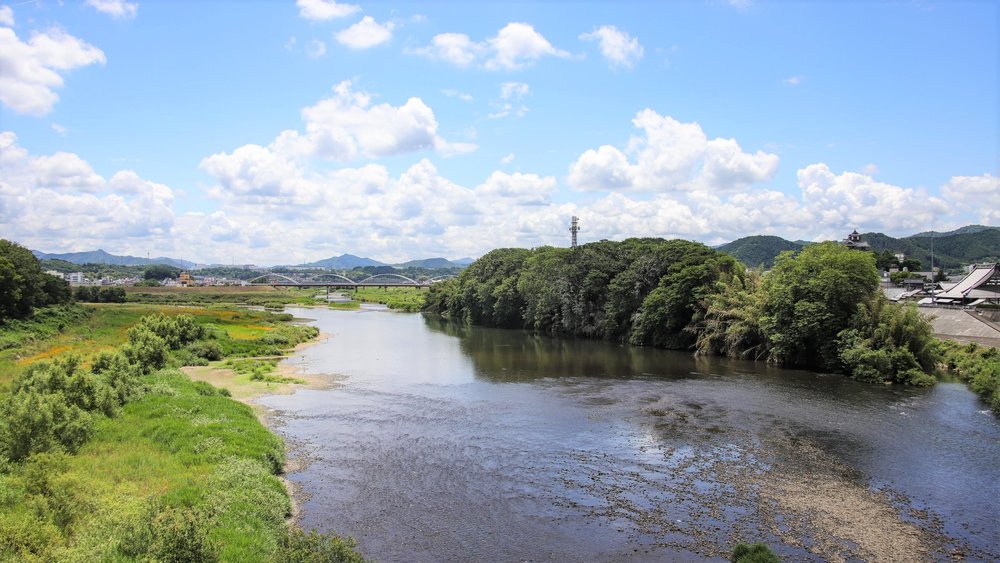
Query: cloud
476 171 556 206
202 80 475 178
51 123 68 136
0 6 13 27
408 22 568 70
306 39 326 58
85 0 138 19
0 26 106 116
568 110 778 193
941 173 1000 223
0 132 176 250
296 0 359 21
783 76 803 86
579 25 643 69
335 16 394 49
488 81 530 119
441 89 473 102
797 163 950 233
862 163 879 175
297 80 475 159
501 153 514 164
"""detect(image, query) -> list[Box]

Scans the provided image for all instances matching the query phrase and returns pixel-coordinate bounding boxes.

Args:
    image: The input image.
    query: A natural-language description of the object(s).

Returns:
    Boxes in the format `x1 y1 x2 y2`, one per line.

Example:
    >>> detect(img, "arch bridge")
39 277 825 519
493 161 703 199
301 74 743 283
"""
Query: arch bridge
245 273 455 289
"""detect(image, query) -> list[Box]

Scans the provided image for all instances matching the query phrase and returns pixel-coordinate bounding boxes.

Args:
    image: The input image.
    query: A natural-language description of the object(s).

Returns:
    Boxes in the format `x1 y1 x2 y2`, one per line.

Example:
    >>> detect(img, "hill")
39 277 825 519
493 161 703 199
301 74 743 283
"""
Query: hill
863 227 1000 270
908 225 997 238
297 253 387 269
394 257 465 269
31 249 194 268
717 235 803 268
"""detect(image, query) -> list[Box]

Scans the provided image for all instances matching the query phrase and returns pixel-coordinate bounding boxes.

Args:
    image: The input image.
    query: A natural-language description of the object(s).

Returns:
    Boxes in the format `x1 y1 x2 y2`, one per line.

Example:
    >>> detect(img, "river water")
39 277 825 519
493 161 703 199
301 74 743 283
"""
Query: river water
259 307 1000 562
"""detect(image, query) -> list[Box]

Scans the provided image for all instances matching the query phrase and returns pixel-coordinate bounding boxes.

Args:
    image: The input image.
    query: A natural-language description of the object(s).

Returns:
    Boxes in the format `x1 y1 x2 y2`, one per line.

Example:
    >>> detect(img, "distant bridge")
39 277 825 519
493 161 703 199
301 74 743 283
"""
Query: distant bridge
246 273 455 289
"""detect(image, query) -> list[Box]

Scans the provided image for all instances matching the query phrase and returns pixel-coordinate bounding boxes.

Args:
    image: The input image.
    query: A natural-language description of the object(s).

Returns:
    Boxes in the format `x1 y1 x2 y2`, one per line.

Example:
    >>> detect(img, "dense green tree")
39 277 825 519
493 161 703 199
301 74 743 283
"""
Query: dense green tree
0 239 72 320
424 239 740 350
694 269 768 360
144 264 181 280
761 242 880 370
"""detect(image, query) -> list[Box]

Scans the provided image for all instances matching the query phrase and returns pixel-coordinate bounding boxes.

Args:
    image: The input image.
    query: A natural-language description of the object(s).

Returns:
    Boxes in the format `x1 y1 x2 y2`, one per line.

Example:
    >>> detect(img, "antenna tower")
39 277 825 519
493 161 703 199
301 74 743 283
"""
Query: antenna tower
569 216 580 248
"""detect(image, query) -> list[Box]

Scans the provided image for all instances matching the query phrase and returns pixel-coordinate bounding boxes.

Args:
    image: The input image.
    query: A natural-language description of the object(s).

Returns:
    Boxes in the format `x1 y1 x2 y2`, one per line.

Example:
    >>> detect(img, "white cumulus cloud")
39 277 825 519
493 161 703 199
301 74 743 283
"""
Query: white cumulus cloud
0 6 13 27
941 173 1000 224
296 0 359 21
85 0 138 19
335 16 394 49
0 132 176 251
0 26 106 116
408 22 568 70
568 110 778 193
579 25 643 69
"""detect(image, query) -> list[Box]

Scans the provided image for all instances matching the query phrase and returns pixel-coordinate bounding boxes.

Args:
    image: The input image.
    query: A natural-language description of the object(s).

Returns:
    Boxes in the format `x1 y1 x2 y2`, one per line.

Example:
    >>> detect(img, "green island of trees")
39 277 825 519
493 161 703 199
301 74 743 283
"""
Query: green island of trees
424 238 998 407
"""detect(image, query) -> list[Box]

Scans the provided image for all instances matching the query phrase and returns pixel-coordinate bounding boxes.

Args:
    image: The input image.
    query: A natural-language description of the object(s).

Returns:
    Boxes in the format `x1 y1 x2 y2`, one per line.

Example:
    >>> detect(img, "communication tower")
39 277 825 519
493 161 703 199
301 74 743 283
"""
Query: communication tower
569 216 580 248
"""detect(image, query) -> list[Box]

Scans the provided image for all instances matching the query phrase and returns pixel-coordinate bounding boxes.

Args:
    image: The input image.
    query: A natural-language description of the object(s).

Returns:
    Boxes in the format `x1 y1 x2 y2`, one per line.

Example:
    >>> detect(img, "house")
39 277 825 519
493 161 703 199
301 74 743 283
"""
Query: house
933 263 1000 306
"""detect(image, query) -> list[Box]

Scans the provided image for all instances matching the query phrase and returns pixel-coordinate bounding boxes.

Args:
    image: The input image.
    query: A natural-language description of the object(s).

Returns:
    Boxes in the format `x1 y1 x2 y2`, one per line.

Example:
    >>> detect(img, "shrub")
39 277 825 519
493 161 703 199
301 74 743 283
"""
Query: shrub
90 351 145 405
0 391 93 462
187 340 224 361
731 542 780 563
278 527 367 563
123 326 170 373
120 502 218 562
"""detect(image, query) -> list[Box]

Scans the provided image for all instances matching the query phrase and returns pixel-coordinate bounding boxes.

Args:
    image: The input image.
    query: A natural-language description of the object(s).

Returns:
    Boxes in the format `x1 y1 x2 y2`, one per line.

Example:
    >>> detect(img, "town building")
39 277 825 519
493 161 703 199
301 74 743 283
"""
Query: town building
66 272 85 285
933 263 1000 306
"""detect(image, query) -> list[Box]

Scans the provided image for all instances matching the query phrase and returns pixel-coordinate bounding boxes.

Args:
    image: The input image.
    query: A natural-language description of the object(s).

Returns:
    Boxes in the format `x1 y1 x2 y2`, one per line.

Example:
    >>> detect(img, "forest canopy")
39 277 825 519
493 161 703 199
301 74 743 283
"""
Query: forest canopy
424 239 940 385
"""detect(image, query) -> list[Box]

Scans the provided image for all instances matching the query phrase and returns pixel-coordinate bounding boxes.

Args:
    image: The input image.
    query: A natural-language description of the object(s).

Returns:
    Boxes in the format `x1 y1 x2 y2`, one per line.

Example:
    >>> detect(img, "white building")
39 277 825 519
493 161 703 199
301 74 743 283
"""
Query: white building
66 272 85 284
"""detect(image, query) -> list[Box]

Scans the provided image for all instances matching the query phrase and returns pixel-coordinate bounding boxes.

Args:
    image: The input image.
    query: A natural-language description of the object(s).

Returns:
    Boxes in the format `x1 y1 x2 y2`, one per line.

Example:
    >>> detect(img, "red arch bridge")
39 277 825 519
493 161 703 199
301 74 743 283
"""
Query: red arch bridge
245 273 454 289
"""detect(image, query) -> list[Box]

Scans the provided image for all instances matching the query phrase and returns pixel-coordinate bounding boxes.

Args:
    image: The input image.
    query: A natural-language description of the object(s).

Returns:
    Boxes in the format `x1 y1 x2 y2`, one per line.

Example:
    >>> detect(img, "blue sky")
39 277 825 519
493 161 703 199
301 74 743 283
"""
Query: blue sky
1 0 997 264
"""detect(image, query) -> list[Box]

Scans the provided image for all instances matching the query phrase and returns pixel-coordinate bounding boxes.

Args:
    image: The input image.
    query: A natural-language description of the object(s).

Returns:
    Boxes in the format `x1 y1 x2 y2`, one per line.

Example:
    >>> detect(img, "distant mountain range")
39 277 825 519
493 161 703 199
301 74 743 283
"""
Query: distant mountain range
293 254 472 270
296 253 387 269
32 249 195 268
717 225 1000 269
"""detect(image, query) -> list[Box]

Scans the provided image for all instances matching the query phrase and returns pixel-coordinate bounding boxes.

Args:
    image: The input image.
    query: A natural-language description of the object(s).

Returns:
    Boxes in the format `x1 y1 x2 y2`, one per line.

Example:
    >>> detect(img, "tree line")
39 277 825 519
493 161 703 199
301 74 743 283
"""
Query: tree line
424 238 939 385
0 240 72 321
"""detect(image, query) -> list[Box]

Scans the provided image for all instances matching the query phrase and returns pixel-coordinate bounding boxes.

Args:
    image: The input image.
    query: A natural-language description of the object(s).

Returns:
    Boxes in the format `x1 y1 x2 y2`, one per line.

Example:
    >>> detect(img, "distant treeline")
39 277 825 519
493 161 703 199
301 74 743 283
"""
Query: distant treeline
424 239 939 386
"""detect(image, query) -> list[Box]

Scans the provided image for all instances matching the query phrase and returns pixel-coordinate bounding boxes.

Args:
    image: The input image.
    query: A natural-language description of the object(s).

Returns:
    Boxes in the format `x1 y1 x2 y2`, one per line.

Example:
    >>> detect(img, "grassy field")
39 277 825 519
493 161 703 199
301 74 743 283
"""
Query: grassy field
126 285 319 307
347 287 425 312
125 284 428 312
0 303 294 391
0 303 365 561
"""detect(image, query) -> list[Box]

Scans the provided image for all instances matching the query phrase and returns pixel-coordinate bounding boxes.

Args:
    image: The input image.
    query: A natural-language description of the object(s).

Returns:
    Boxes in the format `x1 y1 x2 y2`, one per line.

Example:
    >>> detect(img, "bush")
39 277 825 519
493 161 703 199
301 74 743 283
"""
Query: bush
123 326 170 373
0 390 93 462
120 502 218 562
836 298 939 385
187 340 224 361
278 527 367 563
731 542 780 562
90 351 145 405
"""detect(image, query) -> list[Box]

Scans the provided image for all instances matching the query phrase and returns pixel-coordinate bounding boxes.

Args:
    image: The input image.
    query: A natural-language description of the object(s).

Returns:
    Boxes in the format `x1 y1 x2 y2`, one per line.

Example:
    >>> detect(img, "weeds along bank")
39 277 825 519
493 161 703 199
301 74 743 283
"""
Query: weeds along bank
0 305 365 562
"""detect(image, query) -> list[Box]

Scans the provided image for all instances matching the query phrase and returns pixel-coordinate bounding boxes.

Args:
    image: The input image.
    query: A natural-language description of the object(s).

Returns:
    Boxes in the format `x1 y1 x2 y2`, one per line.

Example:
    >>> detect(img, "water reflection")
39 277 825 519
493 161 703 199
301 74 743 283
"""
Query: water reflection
260 309 1000 562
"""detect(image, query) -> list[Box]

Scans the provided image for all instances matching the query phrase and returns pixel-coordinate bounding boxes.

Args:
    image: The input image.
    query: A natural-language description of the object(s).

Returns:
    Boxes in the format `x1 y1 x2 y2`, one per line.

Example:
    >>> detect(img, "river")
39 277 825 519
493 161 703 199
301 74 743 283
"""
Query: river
259 307 1000 562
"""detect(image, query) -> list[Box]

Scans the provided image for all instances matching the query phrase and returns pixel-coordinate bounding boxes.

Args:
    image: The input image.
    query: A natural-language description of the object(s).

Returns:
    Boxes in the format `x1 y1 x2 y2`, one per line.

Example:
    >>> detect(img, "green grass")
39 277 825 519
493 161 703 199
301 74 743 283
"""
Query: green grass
0 303 365 561
0 370 293 560
347 287 426 312
0 304 310 391
125 285 319 307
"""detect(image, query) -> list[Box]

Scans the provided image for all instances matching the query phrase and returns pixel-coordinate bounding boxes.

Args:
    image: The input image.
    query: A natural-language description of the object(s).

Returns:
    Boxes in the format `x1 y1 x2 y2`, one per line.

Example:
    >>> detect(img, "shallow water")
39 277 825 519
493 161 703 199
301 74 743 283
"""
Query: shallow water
260 307 1000 561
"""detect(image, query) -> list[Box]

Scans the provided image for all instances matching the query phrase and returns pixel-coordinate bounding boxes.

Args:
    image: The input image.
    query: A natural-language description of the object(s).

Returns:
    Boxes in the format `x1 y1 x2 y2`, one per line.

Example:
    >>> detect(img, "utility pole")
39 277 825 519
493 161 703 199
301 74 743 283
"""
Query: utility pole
569 216 580 248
